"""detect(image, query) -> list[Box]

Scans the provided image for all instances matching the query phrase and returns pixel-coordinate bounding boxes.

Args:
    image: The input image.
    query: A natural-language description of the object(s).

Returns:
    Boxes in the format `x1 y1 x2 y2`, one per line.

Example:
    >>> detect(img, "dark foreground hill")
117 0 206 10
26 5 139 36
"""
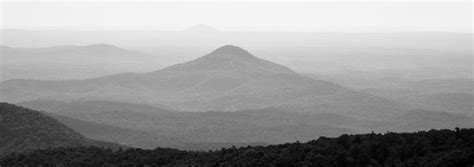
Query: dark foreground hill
0 103 123 157
2 128 473 167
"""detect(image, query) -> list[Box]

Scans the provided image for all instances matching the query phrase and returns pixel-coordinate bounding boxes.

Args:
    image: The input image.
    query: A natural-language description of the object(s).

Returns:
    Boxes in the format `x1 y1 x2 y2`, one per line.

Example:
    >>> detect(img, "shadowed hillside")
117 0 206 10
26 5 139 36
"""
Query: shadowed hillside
0 103 123 157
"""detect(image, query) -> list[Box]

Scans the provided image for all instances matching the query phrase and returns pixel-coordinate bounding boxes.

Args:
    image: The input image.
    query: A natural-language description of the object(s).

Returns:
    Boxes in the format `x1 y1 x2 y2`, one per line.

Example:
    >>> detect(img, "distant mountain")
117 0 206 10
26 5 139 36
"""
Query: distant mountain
1 45 412 119
2 30 471 79
0 103 122 157
160 45 294 74
0 44 158 81
1 43 142 56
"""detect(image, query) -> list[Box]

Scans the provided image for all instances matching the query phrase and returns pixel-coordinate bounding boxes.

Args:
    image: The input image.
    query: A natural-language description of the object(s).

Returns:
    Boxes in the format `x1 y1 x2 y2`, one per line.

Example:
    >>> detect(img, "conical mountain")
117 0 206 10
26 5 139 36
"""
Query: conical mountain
140 45 342 108
161 45 295 74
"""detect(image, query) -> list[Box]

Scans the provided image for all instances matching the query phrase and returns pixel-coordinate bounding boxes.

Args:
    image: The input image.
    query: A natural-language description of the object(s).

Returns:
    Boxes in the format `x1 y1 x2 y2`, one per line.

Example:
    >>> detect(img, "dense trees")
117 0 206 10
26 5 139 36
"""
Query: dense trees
1 128 473 166
0 103 123 157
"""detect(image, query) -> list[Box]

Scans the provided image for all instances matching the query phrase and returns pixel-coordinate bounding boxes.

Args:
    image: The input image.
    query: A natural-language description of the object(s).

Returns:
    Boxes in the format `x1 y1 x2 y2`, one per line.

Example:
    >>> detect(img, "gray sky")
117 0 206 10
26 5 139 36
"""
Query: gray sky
1 0 472 32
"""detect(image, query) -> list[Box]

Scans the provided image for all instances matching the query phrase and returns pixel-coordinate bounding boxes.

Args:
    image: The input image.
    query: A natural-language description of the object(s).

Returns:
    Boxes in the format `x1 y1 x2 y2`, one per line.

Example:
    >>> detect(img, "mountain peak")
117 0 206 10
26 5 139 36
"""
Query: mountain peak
160 45 295 74
209 45 254 58
80 44 122 50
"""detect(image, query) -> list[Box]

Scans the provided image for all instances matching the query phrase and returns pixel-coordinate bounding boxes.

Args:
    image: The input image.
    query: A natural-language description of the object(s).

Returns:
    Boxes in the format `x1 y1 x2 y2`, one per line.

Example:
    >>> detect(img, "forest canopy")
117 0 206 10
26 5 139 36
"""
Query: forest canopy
1 128 473 167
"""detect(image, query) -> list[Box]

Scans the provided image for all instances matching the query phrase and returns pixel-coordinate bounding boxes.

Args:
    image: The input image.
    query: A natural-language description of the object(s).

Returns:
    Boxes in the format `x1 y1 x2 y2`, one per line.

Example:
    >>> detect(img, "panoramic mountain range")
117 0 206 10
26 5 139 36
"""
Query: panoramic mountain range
0 45 412 120
1 44 471 152
3 30 471 80
1 1 471 164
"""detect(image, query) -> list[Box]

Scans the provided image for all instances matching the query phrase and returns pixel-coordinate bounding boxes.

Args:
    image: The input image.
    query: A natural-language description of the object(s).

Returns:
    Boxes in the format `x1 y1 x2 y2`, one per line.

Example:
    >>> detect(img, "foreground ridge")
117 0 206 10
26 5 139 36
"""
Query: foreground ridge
2 128 473 166
0 103 123 157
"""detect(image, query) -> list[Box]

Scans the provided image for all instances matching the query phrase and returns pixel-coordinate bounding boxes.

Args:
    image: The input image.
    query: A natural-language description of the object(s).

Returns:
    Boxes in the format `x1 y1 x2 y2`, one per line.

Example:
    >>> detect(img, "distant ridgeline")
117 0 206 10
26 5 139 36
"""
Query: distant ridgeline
1 128 473 167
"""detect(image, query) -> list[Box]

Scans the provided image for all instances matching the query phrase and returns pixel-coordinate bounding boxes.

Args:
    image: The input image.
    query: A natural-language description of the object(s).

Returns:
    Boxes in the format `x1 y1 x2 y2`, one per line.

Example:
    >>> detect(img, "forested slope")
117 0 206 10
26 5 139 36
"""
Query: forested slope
2 128 473 166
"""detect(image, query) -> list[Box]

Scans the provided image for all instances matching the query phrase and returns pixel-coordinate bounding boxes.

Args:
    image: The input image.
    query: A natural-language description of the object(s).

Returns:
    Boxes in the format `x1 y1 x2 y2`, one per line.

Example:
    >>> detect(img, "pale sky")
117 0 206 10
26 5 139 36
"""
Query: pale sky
1 0 472 32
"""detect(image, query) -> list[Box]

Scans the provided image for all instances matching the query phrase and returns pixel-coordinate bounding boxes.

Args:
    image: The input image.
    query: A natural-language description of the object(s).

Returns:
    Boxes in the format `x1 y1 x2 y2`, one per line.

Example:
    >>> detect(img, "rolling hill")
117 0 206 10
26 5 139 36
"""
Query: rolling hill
46 111 268 150
20 100 470 146
19 100 354 144
47 113 185 149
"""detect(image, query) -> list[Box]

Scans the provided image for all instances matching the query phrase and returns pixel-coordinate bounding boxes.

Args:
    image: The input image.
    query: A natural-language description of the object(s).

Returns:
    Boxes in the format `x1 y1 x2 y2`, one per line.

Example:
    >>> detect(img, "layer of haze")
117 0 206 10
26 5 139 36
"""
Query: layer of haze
0 1 472 81
1 1 472 32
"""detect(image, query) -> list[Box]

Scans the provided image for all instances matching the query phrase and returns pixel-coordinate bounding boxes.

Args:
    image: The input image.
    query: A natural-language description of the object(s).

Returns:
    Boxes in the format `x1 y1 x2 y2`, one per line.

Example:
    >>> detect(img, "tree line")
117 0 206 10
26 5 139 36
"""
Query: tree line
1 128 473 167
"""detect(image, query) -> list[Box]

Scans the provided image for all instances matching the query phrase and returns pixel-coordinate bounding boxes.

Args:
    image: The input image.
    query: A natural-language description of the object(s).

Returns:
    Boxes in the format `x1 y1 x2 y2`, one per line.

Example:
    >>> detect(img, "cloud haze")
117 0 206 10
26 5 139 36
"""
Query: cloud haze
1 1 472 32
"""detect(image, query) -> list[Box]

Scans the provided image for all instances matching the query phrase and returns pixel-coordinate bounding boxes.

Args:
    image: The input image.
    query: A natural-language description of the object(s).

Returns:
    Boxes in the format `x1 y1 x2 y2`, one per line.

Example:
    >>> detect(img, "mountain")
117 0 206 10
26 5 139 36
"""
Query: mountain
2 128 473 166
0 45 412 119
1 43 145 59
0 103 122 157
160 45 294 74
0 44 158 81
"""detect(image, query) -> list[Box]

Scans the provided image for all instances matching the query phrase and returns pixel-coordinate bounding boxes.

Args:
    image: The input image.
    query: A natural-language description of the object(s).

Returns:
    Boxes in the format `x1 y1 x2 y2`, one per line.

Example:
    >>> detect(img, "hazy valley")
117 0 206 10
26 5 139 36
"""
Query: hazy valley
0 27 472 166
1 38 472 153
